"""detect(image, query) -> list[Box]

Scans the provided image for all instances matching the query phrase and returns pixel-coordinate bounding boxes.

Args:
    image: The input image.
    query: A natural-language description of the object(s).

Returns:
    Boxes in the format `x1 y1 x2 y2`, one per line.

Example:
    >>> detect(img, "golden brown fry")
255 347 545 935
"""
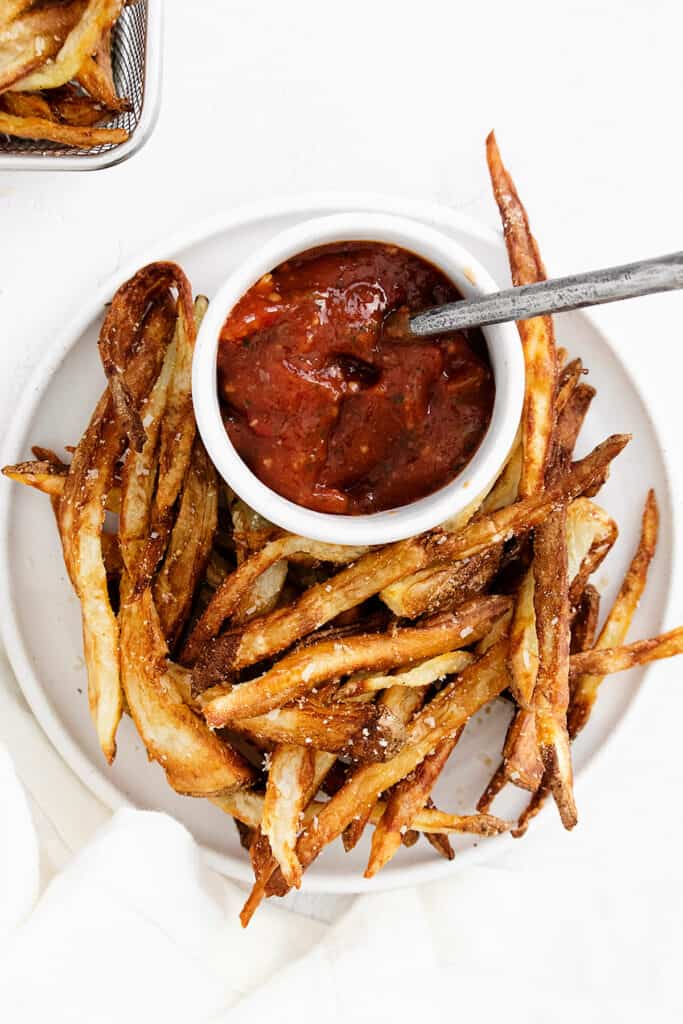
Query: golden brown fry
532 497 575 829
47 83 109 126
338 651 473 699
261 744 314 888
0 110 127 146
569 628 683 678
153 439 218 648
119 585 254 796
2 457 67 496
11 0 123 92
0 1 86 92
134 296 207 590
486 130 557 497
1 90 54 120
181 536 368 664
76 28 130 113
569 490 659 736
98 263 191 453
366 728 463 877
268 641 511 889
342 683 429 851
231 698 405 763
379 545 501 619
516 494 659 836
201 596 511 724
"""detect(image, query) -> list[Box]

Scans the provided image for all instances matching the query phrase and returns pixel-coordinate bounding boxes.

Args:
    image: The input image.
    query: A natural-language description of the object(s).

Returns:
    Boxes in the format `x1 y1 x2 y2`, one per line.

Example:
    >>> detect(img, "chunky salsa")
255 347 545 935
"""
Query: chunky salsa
217 242 495 515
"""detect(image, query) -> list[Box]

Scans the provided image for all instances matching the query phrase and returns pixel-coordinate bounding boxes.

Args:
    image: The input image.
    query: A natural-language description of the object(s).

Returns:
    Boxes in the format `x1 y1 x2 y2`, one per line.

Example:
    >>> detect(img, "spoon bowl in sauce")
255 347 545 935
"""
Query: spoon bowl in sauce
193 212 525 546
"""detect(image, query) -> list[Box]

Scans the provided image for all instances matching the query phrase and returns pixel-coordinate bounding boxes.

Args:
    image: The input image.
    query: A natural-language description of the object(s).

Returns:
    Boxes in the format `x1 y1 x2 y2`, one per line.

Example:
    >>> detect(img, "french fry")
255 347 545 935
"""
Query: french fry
231 698 405 762
201 596 511 724
261 744 314 888
338 651 473 699
10 0 123 93
153 439 218 648
379 545 501 619
192 435 628 694
266 641 511 890
486 130 557 497
569 490 659 735
2 457 67 496
133 296 209 591
365 728 463 877
515 493 659 836
119 584 254 796
480 434 522 513
181 535 368 664
0 110 127 146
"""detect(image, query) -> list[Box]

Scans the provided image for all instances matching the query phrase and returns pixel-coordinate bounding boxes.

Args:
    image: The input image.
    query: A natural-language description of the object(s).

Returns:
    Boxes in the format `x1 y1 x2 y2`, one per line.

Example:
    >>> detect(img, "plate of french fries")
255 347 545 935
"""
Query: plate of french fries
1 142 679 919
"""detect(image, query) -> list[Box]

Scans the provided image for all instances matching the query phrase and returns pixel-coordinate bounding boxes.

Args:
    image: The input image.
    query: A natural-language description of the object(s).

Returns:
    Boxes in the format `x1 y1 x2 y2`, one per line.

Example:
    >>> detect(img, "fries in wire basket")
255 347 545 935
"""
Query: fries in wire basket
4 133 682 925
0 0 132 148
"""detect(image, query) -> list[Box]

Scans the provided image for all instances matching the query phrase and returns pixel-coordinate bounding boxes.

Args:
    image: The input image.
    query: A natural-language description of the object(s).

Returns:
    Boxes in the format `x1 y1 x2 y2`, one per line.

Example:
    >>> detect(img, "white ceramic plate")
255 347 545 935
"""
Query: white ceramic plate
0 194 674 893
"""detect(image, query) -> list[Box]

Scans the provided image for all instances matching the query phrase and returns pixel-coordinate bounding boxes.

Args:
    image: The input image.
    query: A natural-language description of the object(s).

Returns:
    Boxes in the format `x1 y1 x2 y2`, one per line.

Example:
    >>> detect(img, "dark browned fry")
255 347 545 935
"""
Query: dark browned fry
0 110 127 146
571 585 601 654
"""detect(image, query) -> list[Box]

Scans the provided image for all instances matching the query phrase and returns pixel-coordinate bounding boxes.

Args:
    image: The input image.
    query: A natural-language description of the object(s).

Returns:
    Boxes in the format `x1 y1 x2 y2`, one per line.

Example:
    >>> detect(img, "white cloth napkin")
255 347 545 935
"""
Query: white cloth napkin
1 743 682 1024
2 647 682 1023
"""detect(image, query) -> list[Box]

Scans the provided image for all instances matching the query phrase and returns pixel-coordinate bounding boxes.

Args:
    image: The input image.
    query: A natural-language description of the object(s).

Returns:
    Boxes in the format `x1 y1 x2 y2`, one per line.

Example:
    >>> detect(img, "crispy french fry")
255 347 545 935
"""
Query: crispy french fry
201 596 511 724
231 699 405 762
269 641 511 889
2 457 67 496
191 435 628 694
11 0 123 92
0 1 85 92
338 651 473 699
261 744 314 888
569 490 659 736
480 434 522 513
181 536 368 665
379 545 501 619
515 494 659 836
153 439 218 648
486 130 557 497
365 728 463 877
0 110 126 146
119 583 254 796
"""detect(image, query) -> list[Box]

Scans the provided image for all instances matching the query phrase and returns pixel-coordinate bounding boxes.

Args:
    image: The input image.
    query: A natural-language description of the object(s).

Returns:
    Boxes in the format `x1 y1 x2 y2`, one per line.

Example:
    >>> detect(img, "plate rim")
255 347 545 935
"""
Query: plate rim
0 191 676 893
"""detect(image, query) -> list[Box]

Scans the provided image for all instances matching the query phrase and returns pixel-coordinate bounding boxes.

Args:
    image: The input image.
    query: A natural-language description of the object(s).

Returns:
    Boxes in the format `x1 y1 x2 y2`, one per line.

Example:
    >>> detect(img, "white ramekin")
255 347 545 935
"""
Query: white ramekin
192 212 524 545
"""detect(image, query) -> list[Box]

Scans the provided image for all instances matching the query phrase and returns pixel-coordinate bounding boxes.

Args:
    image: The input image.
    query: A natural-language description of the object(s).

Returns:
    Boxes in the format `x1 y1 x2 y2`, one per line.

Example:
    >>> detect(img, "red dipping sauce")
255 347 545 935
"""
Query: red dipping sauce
217 243 494 515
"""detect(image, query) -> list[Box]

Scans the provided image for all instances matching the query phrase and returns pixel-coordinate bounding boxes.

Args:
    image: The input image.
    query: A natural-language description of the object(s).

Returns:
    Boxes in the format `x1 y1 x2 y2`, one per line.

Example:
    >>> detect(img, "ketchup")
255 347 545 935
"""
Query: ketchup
217 243 494 515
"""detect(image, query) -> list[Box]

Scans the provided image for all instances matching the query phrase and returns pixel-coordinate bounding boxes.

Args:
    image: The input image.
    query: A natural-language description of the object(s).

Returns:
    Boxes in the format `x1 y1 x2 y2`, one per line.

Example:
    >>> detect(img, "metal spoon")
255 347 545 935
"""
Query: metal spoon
408 251 683 336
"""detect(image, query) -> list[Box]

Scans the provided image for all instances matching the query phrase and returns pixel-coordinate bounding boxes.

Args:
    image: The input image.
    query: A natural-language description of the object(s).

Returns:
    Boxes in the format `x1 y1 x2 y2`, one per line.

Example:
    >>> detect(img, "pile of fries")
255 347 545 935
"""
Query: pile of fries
4 133 683 925
0 0 131 148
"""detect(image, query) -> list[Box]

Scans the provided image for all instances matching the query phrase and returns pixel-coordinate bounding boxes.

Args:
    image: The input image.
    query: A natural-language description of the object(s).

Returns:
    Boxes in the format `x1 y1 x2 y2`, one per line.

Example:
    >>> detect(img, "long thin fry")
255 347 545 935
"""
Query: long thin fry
268 641 511 890
181 536 368 664
201 596 511 724
338 651 473 699
569 490 659 735
365 728 463 878
261 744 314 888
486 130 557 497
0 110 127 146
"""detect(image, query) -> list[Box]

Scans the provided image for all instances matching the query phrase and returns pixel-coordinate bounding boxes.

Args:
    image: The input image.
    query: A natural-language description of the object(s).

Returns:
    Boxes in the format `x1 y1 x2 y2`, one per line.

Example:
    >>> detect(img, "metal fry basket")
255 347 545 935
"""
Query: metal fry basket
0 0 162 171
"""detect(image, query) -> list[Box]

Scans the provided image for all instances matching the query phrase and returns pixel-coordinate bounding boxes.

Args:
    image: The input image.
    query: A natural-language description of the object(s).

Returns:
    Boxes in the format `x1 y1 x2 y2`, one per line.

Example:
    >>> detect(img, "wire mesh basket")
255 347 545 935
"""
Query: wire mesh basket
0 0 162 171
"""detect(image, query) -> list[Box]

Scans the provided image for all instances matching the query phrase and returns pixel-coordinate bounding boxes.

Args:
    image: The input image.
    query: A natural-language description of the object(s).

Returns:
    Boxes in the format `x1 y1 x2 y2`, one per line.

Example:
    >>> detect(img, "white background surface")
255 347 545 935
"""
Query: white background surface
1 0 682 1006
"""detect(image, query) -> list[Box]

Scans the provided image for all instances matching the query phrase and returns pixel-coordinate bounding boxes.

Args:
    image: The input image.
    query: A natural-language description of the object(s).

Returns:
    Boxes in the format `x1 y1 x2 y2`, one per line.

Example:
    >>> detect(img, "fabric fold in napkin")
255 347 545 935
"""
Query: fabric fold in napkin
1 732 682 1023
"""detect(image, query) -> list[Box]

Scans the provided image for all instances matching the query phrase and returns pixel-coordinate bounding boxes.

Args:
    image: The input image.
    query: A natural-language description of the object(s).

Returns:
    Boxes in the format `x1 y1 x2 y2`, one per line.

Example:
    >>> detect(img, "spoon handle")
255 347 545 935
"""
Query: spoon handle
410 251 683 336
